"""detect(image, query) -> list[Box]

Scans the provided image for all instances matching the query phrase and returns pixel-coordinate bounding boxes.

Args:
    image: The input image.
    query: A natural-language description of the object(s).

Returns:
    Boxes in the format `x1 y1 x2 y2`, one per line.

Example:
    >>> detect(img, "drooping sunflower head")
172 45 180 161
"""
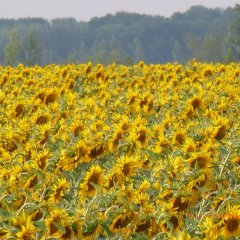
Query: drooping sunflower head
35 90 46 103
116 155 137 180
75 139 90 163
202 66 213 79
89 143 105 159
210 117 230 140
134 217 158 237
84 62 92 76
80 165 104 196
110 210 135 232
45 208 70 237
35 112 51 125
172 129 187 146
182 137 196 155
35 150 51 170
189 152 212 169
70 120 84 137
49 178 70 204
12 100 25 118
118 114 130 131
136 126 149 145
109 127 123 152
188 95 205 110
45 90 59 105
162 214 181 232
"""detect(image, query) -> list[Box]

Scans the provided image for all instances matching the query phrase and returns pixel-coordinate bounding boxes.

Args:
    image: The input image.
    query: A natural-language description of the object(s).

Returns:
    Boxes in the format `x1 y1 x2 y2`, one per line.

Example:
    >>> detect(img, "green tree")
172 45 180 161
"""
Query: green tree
228 4 240 61
186 34 203 60
186 32 227 62
23 31 43 65
3 30 22 66
172 41 187 63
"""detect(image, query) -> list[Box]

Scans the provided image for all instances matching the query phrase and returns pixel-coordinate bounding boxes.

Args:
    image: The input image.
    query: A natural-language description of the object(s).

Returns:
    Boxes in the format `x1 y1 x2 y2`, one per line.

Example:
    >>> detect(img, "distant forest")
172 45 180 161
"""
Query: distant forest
1 5 240 65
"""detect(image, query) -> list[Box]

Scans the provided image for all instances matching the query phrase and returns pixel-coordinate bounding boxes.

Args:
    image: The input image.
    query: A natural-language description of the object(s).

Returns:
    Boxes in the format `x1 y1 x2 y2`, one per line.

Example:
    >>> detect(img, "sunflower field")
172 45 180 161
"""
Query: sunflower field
0 61 239 239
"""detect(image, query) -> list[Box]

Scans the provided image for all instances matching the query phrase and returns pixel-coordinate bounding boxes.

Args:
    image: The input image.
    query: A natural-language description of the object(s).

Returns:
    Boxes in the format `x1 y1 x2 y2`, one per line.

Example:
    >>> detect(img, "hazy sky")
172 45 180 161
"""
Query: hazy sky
0 0 239 21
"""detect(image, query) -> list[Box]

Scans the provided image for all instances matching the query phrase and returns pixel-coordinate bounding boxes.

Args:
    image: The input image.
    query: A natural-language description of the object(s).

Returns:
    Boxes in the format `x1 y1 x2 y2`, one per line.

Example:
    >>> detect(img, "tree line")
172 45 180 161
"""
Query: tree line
0 5 240 66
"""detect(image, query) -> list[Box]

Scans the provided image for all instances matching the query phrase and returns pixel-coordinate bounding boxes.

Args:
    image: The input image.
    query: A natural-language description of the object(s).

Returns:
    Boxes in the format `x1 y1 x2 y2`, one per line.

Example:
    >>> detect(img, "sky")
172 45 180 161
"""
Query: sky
0 0 239 21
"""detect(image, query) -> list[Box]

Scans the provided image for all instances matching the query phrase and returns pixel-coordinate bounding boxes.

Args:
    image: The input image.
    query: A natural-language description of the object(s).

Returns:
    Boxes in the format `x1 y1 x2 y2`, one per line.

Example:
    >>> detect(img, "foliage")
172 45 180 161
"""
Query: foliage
0 5 239 66
228 4 240 61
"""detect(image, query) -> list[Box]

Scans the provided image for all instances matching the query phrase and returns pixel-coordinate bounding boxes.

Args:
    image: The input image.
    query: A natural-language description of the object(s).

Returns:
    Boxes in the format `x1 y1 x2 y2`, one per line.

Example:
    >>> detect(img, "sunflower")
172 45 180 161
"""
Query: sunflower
188 152 212 169
135 192 155 214
115 155 137 180
45 208 70 237
201 215 220 239
35 150 50 170
14 213 35 240
220 212 240 238
110 210 135 232
35 114 50 125
182 137 196 155
211 117 230 140
201 67 213 79
162 214 182 232
16 224 35 240
212 124 229 140
187 95 205 110
232 156 240 164
105 171 119 189
89 143 105 159
35 90 46 103
12 101 25 118
70 120 84 137
49 178 70 204
24 174 38 190
119 115 130 131
61 225 74 239
80 165 104 196
136 126 149 145
85 62 92 76
134 217 159 237
75 139 91 163
128 126 148 149
172 195 191 212
172 129 187 145
31 209 44 221
109 127 123 152
0 229 9 239
36 122 52 145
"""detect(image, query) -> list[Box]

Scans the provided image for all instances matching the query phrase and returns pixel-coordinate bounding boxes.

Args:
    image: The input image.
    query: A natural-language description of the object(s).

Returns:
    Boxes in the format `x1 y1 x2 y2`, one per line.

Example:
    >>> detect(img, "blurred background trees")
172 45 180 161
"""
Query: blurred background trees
0 4 239 66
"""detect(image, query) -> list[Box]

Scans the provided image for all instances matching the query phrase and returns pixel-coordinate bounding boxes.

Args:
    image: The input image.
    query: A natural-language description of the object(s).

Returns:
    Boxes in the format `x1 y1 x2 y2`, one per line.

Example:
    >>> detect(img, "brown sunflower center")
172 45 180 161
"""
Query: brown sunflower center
226 218 239 232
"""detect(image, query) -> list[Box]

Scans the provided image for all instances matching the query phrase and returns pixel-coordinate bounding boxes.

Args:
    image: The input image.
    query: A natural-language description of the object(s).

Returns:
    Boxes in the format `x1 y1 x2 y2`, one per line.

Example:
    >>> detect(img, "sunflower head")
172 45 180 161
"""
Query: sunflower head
189 152 212 169
110 210 135 232
188 96 205 110
80 165 104 196
116 156 137 180
45 90 59 105
221 212 240 238
172 130 187 145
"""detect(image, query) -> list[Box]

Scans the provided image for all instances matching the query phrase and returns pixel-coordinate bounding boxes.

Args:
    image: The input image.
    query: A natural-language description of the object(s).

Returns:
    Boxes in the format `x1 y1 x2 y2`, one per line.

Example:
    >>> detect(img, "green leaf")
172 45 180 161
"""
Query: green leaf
52 222 66 234
144 149 162 160
193 135 204 142
82 221 97 235
97 220 113 237
34 221 46 231
0 208 12 219
131 234 149 240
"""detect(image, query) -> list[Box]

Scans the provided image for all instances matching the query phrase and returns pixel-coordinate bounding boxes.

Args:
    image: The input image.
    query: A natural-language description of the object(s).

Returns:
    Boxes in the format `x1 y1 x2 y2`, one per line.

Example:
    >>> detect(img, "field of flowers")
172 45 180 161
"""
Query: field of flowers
0 61 239 239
